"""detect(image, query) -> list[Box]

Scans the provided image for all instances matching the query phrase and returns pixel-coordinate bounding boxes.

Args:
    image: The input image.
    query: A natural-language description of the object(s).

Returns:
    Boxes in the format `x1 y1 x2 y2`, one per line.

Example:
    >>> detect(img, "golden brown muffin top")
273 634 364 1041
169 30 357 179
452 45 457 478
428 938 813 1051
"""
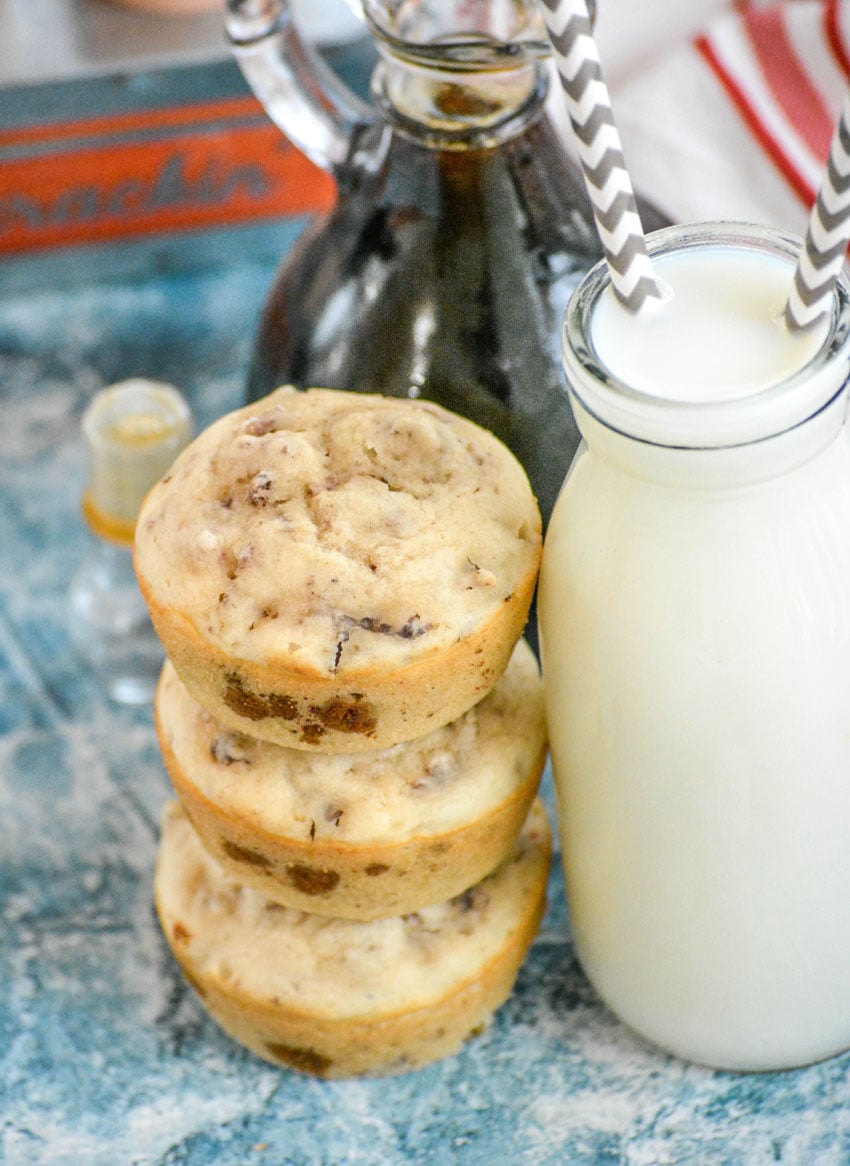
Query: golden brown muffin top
156 638 545 845
135 387 541 679
156 798 552 1016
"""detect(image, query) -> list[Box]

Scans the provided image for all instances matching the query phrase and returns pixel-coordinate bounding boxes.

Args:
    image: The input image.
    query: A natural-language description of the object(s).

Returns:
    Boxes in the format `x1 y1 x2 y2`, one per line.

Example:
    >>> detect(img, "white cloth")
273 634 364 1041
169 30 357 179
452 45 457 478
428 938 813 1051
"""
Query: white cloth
607 0 850 235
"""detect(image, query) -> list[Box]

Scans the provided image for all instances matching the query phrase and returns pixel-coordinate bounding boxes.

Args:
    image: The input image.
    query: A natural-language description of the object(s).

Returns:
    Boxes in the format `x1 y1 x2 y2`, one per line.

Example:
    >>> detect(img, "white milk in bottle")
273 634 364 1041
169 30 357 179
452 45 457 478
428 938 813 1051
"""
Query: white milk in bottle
538 222 850 1070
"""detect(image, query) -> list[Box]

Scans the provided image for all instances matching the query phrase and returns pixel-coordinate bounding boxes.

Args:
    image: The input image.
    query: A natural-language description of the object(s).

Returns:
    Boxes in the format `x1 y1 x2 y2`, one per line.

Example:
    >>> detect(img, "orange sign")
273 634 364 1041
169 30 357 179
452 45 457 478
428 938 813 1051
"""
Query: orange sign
0 95 337 254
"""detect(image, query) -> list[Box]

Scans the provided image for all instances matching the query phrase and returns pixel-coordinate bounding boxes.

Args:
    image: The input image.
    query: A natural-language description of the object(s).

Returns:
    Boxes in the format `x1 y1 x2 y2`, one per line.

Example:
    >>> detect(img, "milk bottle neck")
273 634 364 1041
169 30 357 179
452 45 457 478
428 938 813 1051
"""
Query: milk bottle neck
571 390 850 490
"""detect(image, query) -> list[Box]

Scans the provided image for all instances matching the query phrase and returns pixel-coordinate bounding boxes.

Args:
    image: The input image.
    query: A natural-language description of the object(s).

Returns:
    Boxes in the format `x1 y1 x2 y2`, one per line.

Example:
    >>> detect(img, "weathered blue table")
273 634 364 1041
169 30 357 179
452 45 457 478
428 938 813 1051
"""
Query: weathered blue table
2 213 850 1166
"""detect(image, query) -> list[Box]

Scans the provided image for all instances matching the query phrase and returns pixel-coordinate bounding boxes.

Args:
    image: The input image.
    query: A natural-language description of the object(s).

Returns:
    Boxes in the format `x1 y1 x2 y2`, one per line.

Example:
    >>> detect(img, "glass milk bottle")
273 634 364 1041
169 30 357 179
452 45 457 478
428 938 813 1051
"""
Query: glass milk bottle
538 222 850 1071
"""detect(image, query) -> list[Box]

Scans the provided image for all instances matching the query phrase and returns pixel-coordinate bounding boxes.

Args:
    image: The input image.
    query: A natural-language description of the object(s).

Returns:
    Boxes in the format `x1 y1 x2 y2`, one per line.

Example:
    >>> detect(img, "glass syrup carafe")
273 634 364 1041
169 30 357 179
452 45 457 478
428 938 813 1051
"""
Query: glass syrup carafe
226 0 663 523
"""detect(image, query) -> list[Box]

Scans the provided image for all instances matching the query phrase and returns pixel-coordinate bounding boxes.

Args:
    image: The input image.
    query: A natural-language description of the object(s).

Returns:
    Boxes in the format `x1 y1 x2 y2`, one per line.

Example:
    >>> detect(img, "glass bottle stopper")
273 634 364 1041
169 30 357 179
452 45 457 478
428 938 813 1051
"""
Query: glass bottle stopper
81 379 193 545
70 380 193 705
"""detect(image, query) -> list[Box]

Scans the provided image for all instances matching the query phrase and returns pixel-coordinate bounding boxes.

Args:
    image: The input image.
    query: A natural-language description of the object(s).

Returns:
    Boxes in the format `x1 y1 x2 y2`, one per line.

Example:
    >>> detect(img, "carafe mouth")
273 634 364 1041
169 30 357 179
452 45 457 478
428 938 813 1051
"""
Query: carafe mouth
360 0 560 72
365 23 550 73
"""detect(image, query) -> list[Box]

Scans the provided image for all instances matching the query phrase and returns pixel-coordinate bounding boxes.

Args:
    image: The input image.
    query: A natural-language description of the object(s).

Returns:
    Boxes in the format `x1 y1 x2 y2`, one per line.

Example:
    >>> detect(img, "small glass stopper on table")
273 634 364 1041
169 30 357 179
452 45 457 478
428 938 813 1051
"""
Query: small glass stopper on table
68 379 193 705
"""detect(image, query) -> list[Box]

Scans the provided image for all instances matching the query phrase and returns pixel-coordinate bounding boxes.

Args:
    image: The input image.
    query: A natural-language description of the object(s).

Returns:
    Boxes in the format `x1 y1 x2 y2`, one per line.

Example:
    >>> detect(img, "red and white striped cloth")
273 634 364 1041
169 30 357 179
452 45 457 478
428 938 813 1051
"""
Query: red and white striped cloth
613 0 850 232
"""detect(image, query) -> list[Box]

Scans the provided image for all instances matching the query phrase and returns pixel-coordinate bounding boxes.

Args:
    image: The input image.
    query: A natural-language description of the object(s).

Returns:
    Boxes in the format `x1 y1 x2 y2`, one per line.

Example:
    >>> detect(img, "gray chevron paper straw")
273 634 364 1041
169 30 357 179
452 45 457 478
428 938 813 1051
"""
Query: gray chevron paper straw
540 0 662 314
786 89 850 332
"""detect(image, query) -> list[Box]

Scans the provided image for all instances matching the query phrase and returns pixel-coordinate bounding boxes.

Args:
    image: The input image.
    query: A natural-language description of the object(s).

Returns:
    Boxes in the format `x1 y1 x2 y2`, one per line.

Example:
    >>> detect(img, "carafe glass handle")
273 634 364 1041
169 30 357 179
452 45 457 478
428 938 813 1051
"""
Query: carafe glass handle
226 0 375 174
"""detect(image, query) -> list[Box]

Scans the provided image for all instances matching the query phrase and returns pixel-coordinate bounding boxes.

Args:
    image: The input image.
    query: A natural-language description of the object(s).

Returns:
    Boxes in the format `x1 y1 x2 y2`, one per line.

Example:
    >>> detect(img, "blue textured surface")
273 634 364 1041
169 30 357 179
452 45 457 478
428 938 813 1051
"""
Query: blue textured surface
3 228 850 1166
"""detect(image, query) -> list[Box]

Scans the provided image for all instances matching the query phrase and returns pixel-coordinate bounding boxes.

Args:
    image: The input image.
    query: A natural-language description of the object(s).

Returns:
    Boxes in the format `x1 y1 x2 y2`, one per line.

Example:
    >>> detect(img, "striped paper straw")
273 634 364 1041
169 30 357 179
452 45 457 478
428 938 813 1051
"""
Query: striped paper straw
540 0 663 314
785 90 850 332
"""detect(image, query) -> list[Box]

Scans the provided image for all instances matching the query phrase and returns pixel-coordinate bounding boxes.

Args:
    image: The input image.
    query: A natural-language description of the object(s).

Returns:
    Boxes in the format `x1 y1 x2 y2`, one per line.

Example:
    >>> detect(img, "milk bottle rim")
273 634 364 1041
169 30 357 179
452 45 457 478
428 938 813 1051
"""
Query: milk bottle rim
562 221 850 450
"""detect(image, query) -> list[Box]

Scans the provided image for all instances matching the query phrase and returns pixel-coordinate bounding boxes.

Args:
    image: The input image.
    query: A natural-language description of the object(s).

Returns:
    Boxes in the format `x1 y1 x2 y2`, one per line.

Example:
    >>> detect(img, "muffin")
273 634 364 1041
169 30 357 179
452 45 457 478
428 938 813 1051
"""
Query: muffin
135 387 542 751
155 798 552 1077
154 639 547 919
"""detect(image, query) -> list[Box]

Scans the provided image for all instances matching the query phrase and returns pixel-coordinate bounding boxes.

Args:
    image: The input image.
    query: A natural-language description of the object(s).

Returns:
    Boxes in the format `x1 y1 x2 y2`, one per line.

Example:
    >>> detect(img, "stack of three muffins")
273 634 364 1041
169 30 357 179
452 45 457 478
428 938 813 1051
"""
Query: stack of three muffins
135 387 552 1078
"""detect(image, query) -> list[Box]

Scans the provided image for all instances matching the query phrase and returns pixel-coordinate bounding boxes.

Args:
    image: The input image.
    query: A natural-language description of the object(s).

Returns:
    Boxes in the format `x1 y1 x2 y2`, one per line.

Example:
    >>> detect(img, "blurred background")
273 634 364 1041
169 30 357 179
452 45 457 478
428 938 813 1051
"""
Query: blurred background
0 0 726 88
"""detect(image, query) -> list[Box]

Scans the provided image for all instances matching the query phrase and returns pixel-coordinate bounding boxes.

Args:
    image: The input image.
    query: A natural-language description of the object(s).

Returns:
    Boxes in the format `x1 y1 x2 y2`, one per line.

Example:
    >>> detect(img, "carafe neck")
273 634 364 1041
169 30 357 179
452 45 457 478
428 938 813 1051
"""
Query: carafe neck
371 52 546 150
